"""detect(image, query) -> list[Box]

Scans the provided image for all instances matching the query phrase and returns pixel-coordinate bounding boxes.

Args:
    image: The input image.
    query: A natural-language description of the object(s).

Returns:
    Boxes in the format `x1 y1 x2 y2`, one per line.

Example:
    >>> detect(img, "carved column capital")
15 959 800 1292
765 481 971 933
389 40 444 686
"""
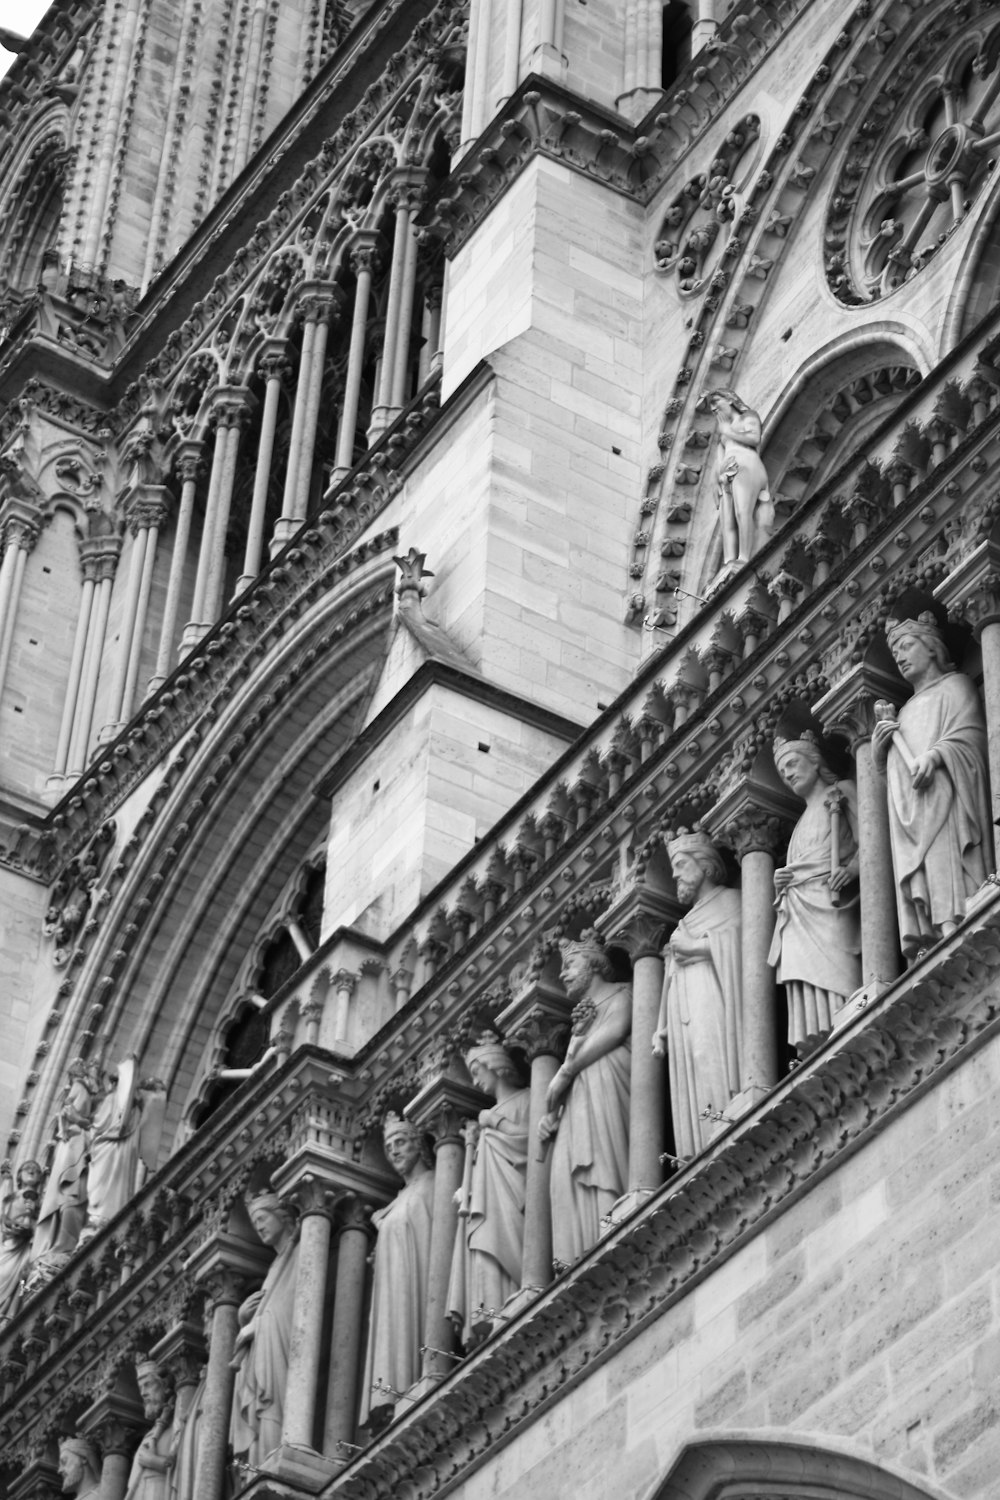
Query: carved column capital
126 485 171 535
720 808 785 861
174 443 204 485
150 1318 207 1391
183 1230 268 1306
814 660 906 750
258 350 292 385
331 968 359 997
208 387 254 430
286 1172 339 1220
335 1191 376 1238
497 978 574 1061
296 280 343 326
935 535 1000 636
704 777 798 864
597 878 681 960
405 1073 482 1148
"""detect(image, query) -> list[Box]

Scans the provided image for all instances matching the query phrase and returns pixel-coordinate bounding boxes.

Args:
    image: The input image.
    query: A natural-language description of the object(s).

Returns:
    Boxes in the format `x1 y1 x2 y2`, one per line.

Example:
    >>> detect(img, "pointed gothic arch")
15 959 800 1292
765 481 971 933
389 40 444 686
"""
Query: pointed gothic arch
654 1439 945 1500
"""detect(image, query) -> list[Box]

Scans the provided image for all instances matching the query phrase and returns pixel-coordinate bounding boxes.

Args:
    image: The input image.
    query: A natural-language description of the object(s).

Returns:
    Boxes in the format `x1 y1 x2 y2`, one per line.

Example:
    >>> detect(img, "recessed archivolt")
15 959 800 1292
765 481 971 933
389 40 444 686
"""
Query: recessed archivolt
19 560 396 1163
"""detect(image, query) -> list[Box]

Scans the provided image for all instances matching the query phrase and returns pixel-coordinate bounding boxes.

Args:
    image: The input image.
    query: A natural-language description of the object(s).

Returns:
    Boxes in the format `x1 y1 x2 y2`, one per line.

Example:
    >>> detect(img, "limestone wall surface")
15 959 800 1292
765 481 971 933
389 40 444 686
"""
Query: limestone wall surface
441 1030 1000 1500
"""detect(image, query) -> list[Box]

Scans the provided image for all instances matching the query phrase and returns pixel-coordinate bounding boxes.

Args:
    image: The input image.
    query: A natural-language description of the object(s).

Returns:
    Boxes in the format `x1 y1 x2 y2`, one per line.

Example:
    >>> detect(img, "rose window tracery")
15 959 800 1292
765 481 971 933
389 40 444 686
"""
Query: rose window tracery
826 9 1000 302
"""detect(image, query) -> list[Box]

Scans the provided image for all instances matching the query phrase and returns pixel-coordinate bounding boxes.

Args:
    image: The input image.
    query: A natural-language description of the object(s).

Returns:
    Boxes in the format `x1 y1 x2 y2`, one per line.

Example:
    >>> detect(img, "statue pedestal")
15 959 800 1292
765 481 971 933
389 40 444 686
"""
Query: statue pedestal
832 980 887 1034
602 1187 657 1231
720 1084 770 1130
260 1443 341 1490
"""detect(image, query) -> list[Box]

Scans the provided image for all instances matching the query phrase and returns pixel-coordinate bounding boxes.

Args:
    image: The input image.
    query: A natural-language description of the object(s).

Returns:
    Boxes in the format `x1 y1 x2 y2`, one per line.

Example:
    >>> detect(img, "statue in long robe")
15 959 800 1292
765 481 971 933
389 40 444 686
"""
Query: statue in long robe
447 1036 529 1346
768 734 862 1052
654 831 743 1160
872 612 991 959
230 1193 300 1468
0 1163 41 1319
539 934 632 1270
124 1361 177 1500
83 1059 166 1239
360 1114 435 1426
32 1058 101 1260
58 1436 101 1499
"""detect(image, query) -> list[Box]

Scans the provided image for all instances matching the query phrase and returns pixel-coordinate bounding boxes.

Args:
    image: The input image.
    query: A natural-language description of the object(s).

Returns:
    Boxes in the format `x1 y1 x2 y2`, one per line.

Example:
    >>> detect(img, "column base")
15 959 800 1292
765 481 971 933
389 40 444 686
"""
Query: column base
832 980 889 1033
601 1187 657 1233
394 1372 445 1417
96 721 124 745
527 43 566 79
720 1085 771 1130
269 517 304 557
259 1444 342 1490
180 621 209 652
492 1284 547 1329
44 773 69 801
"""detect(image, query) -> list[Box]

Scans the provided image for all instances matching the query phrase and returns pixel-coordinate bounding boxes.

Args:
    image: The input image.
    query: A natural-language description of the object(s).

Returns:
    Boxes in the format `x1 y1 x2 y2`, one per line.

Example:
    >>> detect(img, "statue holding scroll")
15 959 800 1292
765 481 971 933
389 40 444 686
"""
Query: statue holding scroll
769 733 862 1052
360 1113 435 1425
58 1436 101 1499
230 1192 300 1467
872 612 991 958
448 1034 529 1345
539 933 631 1269
654 831 742 1159
707 388 774 569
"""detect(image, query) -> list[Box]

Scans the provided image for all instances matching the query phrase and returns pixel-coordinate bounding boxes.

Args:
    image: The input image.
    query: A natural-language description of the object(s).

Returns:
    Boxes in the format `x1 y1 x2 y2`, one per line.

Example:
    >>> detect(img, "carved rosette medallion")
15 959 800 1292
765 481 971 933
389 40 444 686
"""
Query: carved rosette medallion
825 4 1000 303
654 115 763 295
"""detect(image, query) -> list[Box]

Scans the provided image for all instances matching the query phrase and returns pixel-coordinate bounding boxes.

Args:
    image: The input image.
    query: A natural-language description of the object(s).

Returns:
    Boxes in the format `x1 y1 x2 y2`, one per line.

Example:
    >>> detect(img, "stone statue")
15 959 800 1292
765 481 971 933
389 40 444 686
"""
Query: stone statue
32 1057 102 1261
768 733 862 1052
230 1192 300 1468
124 1360 178 1500
539 933 632 1269
58 1436 102 1498
707 388 774 570
653 831 743 1160
872 612 991 958
447 1034 530 1346
82 1058 166 1240
172 1306 214 1500
360 1113 435 1426
0 1161 42 1319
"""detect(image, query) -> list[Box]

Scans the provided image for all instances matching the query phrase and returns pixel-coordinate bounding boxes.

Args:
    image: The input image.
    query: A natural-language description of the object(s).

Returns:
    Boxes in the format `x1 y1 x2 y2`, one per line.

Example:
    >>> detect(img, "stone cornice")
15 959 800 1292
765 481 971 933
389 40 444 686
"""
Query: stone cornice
321 892 1000 1498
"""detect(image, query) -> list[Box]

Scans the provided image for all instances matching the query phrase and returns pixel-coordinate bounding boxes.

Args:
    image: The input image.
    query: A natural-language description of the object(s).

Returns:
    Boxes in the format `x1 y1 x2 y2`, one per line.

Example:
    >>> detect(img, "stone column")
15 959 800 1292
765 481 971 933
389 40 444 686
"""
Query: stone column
817 661 904 992
406 1073 481 1382
331 239 378 483
599 884 679 1203
724 809 784 1095
237 350 287 593
706 777 797 1106
497 979 573 1296
66 534 122 775
184 1234 266 1500
150 445 201 693
369 179 425 438
280 1175 337 1451
103 491 169 735
323 1195 374 1451
618 0 663 121
78 1379 143 1500
332 968 359 1046
273 283 339 553
0 504 42 703
185 390 251 646
936 538 1000 845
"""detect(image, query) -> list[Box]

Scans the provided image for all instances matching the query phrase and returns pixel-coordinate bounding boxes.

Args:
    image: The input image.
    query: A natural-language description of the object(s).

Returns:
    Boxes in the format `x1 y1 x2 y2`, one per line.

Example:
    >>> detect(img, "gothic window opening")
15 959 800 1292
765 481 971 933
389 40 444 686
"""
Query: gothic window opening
662 2 694 90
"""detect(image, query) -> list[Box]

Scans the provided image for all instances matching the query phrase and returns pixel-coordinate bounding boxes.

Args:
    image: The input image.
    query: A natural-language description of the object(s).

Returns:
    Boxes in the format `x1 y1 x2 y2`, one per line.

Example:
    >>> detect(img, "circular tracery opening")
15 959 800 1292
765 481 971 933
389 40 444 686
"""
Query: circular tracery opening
826 13 1000 302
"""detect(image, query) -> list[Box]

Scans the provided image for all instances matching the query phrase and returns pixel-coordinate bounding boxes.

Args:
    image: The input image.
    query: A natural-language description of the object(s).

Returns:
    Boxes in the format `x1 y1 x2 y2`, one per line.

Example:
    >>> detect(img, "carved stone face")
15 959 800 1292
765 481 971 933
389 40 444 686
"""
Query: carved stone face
776 748 820 799
137 1366 167 1419
672 851 708 906
249 1204 289 1248
468 1058 499 1097
384 1128 421 1179
16 1160 43 1192
889 629 934 683
57 1445 84 1490
559 949 592 998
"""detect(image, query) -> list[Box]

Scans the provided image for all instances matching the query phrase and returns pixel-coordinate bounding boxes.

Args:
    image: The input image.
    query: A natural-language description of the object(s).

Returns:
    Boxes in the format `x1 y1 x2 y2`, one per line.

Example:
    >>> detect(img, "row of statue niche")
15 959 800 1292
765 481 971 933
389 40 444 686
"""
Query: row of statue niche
55 1337 213 1500
0 1055 166 1320
49 611 996 1473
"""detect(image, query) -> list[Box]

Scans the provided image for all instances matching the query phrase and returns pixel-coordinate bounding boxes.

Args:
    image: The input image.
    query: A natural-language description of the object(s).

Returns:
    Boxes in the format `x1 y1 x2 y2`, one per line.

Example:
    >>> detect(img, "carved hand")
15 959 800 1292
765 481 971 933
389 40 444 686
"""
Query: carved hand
911 750 940 789
871 718 895 768
828 864 855 892
537 1111 560 1143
